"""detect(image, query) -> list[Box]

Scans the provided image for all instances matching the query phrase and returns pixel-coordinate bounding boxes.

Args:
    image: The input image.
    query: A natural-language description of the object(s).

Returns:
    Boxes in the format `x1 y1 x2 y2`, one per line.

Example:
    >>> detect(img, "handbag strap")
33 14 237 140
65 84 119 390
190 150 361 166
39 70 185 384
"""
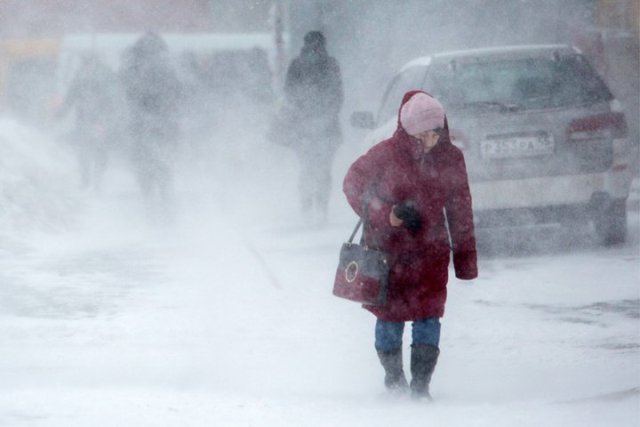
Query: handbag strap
347 219 363 244
347 192 376 246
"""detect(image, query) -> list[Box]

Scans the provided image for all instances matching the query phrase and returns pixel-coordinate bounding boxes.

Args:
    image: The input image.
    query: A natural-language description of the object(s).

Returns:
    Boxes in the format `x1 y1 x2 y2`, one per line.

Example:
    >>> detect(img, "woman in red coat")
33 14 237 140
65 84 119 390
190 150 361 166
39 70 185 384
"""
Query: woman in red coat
343 90 477 399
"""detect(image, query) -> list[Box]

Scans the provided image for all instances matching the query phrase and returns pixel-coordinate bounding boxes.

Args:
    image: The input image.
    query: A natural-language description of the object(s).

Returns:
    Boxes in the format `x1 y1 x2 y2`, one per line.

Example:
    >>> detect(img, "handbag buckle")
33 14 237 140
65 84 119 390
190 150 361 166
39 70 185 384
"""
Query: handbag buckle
345 260 359 283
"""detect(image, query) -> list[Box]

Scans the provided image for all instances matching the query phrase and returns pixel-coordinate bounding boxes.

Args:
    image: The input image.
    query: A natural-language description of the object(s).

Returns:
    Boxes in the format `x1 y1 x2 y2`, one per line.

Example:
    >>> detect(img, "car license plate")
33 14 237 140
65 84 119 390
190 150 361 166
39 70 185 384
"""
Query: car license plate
480 133 554 159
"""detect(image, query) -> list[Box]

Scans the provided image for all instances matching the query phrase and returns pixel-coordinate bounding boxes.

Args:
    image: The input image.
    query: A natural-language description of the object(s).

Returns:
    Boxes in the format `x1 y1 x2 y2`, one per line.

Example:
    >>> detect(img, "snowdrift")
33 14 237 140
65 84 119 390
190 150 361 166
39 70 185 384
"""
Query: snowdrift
0 118 80 233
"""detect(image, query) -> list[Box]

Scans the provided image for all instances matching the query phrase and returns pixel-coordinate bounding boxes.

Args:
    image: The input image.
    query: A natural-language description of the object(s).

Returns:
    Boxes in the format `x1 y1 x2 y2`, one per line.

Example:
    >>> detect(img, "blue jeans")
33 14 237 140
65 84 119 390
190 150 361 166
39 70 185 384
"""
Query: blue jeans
375 317 441 352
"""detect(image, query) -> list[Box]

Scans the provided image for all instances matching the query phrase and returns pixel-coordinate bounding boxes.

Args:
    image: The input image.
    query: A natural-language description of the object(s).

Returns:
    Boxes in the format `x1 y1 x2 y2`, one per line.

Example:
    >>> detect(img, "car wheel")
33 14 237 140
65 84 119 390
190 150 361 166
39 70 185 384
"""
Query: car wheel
593 199 627 246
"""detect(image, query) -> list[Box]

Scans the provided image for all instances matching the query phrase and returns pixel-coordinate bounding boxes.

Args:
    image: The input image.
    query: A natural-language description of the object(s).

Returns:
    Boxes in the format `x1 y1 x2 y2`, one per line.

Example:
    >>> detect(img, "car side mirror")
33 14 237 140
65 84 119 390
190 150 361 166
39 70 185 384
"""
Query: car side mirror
350 111 376 129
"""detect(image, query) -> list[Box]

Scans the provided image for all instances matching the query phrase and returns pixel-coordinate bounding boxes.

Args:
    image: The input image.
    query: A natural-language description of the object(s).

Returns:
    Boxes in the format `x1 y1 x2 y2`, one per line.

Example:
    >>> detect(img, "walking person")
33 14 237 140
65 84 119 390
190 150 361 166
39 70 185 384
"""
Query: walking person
283 30 343 222
342 90 478 399
56 53 120 192
120 32 183 220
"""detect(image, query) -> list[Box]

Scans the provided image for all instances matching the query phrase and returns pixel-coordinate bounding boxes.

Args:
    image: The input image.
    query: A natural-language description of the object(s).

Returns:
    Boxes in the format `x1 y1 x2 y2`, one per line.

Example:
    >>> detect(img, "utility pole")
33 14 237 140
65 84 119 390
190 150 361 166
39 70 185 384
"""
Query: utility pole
272 0 287 92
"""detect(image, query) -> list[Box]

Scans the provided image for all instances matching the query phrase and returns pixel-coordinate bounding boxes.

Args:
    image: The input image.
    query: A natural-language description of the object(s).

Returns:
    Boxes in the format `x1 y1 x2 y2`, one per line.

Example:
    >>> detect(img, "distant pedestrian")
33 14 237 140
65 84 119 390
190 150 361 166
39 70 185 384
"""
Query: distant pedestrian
120 32 183 219
343 91 478 399
57 53 120 191
282 31 343 222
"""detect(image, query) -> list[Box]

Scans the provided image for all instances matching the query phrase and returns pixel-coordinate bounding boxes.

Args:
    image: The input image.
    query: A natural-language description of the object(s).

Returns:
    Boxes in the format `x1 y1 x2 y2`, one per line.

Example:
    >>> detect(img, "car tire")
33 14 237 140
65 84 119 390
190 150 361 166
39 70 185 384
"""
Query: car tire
593 199 627 246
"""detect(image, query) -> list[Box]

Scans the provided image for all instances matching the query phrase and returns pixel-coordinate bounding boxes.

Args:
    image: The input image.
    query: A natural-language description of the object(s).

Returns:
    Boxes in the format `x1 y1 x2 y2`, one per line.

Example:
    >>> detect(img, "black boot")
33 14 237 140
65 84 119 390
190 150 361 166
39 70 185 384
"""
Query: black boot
410 344 439 400
377 348 409 392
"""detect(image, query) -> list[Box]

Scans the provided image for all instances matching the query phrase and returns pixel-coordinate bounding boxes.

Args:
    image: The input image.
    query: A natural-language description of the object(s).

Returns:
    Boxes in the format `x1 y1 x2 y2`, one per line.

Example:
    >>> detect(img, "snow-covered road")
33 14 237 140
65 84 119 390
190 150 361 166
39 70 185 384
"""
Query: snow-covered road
1 119 638 426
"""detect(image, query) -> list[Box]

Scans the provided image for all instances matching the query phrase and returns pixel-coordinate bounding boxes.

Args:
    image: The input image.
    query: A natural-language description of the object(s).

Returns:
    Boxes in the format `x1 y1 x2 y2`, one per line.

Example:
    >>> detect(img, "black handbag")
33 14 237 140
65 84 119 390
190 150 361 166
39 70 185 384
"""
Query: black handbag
332 218 389 306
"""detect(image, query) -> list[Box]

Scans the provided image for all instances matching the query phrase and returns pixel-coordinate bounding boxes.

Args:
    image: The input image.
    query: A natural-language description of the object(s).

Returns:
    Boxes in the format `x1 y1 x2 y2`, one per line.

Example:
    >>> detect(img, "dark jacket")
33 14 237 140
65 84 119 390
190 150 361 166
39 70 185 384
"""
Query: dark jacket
60 57 119 133
343 90 477 322
120 33 183 140
283 37 343 142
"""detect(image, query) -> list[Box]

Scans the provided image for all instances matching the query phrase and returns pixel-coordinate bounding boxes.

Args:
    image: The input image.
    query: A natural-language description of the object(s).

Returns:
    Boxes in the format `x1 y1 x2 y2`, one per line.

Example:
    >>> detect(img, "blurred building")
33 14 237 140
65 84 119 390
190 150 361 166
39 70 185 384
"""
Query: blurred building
2 1 224 37
0 0 637 143
0 0 280 125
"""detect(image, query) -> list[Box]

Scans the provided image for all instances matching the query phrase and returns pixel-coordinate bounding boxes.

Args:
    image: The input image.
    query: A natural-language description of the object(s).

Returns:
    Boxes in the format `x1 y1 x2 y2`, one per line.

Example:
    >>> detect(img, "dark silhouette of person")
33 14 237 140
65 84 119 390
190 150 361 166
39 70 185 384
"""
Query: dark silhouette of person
57 53 120 191
283 30 343 222
120 32 183 219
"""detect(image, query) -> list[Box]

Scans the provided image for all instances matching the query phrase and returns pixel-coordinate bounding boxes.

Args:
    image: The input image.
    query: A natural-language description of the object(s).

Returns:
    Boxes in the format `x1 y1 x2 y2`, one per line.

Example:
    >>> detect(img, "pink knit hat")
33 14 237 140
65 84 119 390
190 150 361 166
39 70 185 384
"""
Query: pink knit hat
400 93 445 136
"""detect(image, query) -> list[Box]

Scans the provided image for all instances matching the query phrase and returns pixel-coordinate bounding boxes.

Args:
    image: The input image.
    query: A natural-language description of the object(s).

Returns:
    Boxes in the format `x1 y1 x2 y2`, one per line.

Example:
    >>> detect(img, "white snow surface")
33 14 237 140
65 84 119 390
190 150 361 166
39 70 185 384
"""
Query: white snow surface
1 118 639 426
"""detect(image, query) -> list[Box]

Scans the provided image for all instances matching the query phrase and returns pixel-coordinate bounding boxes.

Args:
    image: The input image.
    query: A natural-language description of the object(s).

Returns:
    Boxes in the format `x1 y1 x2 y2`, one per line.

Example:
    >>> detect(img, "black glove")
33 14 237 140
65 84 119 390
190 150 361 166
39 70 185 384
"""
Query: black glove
393 202 422 234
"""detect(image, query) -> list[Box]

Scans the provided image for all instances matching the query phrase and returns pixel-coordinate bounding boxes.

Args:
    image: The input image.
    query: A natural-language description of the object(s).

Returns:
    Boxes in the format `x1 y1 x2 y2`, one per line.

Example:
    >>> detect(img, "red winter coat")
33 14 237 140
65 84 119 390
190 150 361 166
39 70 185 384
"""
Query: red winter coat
343 90 477 322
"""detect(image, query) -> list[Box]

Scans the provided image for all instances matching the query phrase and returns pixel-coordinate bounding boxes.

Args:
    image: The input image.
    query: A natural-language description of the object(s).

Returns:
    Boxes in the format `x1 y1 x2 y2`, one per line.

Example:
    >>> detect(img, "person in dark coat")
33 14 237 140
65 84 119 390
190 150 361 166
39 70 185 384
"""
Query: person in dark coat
343 90 478 399
57 53 120 191
120 32 183 217
283 30 343 221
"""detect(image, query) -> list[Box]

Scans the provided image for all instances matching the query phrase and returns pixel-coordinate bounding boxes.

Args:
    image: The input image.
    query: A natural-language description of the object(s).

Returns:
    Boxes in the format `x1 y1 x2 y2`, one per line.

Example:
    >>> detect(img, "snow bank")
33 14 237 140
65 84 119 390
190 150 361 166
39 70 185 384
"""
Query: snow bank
0 118 80 233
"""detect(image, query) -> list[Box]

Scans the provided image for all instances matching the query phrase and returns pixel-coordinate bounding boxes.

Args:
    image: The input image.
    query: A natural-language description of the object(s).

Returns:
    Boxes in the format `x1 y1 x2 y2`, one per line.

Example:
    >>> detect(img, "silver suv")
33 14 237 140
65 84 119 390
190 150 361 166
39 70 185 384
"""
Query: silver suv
351 45 637 245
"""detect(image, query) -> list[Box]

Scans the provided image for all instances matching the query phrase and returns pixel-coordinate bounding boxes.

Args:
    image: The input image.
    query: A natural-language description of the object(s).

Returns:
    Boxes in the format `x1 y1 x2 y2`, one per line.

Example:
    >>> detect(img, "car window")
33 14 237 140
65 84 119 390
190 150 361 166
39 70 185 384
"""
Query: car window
426 54 612 111
376 66 427 124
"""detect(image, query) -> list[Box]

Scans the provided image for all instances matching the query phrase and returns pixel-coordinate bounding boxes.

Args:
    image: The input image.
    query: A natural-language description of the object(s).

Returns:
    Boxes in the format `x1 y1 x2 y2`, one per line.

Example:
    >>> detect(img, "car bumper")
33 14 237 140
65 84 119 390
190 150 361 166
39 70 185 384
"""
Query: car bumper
470 167 633 212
